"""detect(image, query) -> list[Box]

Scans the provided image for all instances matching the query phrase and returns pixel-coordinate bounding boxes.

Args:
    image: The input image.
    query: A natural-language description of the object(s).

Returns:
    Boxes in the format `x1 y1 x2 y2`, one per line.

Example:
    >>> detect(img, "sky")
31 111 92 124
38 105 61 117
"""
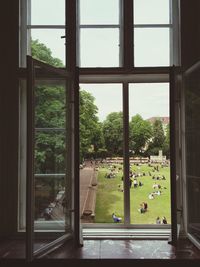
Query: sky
80 83 169 122
31 0 170 120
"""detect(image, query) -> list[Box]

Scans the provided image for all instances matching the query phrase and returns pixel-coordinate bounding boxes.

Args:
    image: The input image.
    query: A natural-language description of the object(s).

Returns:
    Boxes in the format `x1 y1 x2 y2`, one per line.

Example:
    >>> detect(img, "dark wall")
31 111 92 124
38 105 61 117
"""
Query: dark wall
0 0 200 237
181 0 200 68
0 1 19 235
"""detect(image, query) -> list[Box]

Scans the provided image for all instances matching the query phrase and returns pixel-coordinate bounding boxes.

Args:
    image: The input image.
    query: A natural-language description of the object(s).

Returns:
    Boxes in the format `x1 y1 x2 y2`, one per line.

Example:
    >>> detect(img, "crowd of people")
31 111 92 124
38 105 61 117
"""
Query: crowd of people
87 160 169 225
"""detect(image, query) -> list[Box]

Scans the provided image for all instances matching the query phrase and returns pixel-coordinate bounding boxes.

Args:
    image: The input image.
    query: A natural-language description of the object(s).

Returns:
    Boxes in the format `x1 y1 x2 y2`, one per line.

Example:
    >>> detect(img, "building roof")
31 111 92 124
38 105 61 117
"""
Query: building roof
147 116 169 125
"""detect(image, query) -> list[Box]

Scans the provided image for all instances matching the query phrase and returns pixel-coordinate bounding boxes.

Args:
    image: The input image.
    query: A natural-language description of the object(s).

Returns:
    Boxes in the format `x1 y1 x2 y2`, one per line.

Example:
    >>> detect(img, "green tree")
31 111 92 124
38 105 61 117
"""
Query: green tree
32 40 66 173
31 39 64 67
163 123 170 158
102 112 123 156
129 114 152 156
79 90 104 161
148 119 166 155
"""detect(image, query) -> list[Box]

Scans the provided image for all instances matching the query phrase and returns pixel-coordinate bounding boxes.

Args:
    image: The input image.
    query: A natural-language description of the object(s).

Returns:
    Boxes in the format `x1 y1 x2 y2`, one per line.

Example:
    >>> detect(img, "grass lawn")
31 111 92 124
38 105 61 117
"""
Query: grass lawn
95 163 171 224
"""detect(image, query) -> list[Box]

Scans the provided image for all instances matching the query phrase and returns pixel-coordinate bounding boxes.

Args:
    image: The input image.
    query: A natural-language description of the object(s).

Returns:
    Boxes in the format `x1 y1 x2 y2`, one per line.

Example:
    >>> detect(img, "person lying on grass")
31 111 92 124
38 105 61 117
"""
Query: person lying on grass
112 213 122 222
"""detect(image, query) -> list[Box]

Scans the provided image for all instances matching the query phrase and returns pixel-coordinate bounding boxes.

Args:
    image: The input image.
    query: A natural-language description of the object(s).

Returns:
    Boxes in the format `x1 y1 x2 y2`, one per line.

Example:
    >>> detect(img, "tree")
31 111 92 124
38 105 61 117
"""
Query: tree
147 119 166 155
79 90 104 161
129 114 152 156
31 39 63 67
102 112 123 156
32 40 65 173
163 123 170 158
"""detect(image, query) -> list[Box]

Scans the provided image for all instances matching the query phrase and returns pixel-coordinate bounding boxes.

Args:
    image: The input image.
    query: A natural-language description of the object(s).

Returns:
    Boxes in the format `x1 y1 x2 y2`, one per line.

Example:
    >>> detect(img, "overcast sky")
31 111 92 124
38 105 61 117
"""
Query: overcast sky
80 83 169 122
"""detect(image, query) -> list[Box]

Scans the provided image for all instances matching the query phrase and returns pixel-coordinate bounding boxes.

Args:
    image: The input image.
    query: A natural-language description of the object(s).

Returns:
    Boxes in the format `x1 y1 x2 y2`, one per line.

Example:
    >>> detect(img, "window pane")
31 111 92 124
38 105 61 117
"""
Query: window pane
185 67 200 242
134 0 170 24
34 81 67 230
129 83 171 225
80 0 119 25
80 29 120 67
31 0 65 25
134 28 170 67
31 29 65 67
79 84 124 224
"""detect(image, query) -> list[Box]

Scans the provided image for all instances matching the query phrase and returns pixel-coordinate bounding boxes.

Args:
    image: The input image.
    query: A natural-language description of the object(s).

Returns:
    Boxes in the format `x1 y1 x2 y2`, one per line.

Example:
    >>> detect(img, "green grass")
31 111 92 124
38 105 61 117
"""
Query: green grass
95 163 171 224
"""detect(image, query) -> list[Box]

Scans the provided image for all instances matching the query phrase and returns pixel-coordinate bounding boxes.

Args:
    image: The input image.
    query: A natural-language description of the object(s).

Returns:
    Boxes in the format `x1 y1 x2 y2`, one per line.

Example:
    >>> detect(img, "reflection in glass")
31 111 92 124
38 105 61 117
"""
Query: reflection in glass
31 30 65 67
80 29 120 67
79 84 123 224
129 83 171 224
134 0 170 24
80 0 119 25
34 81 67 233
31 0 65 25
134 28 170 67
185 67 200 242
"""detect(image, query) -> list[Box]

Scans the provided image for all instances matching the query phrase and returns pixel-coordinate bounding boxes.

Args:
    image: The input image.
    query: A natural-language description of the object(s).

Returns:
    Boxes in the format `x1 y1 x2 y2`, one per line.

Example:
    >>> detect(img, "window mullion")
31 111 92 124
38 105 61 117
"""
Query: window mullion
123 0 133 68
123 82 130 225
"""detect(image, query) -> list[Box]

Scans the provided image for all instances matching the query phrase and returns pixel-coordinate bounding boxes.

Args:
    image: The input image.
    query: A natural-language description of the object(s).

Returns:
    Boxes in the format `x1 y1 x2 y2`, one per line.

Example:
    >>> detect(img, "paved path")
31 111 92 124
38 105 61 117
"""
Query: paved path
79 167 95 216
49 166 95 221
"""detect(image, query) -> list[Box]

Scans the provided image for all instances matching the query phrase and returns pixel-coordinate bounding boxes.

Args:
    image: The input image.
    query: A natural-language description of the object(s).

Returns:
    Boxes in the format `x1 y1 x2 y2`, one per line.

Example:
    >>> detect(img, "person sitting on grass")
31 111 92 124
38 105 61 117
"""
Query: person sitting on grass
138 202 148 213
156 216 161 224
148 193 154 199
157 190 162 195
133 178 138 188
162 216 167 224
118 183 124 192
112 213 122 223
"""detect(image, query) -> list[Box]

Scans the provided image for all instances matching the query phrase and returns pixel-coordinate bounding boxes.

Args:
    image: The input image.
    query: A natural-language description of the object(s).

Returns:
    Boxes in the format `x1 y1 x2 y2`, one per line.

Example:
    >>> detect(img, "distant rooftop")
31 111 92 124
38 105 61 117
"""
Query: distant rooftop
147 116 169 125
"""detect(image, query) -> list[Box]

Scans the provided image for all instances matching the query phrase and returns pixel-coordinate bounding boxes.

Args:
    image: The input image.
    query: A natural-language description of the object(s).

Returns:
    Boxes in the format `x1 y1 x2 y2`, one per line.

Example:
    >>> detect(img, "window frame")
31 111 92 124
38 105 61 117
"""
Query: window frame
18 0 180 235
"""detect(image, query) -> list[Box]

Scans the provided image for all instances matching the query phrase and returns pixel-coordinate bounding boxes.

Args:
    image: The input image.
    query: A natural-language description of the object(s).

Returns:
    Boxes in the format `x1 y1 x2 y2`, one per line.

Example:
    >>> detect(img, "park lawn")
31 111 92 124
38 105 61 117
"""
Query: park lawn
95 163 171 224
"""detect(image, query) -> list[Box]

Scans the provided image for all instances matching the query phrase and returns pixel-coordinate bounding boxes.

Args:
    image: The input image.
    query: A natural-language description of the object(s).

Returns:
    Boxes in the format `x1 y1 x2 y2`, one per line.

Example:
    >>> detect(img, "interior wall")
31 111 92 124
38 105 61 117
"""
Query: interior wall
181 0 200 69
0 1 19 236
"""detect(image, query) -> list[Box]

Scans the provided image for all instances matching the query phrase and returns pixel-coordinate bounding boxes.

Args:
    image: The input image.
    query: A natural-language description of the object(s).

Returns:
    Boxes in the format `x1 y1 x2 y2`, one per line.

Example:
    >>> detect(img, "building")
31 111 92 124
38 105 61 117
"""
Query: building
1 0 200 266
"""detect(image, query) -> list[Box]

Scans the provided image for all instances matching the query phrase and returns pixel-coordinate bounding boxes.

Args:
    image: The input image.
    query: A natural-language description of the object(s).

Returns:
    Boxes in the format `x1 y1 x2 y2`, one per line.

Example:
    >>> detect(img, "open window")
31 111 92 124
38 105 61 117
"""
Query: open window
26 56 80 259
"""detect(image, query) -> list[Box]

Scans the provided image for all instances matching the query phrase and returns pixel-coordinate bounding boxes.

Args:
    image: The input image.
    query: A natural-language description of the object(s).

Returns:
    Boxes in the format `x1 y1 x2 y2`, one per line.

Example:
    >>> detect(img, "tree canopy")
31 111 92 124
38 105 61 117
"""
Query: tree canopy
102 112 123 156
129 114 152 155
32 39 64 67
79 90 104 161
147 119 166 156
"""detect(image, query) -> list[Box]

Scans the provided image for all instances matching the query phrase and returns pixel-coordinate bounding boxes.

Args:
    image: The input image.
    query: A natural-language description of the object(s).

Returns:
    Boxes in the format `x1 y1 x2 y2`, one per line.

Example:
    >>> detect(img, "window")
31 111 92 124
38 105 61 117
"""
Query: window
18 0 180 237
133 0 171 67
79 0 121 67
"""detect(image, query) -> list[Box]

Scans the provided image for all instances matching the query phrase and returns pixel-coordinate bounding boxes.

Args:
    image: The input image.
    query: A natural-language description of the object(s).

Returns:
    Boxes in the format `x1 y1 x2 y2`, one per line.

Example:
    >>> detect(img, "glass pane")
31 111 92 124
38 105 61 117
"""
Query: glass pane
79 84 124 224
31 0 65 25
134 28 170 67
134 0 170 24
185 67 200 242
80 0 119 25
33 80 69 253
31 29 65 67
80 29 120 67
129 83 171 225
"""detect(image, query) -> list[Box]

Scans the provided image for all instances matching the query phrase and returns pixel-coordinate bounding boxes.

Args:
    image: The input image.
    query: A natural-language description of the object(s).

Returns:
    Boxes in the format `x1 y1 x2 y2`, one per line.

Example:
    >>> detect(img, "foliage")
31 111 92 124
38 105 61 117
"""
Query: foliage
163 123 170 158
129 114 153 156
79 90 104 161
102 112 123 156
31 39 64 67
147 119 166 156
